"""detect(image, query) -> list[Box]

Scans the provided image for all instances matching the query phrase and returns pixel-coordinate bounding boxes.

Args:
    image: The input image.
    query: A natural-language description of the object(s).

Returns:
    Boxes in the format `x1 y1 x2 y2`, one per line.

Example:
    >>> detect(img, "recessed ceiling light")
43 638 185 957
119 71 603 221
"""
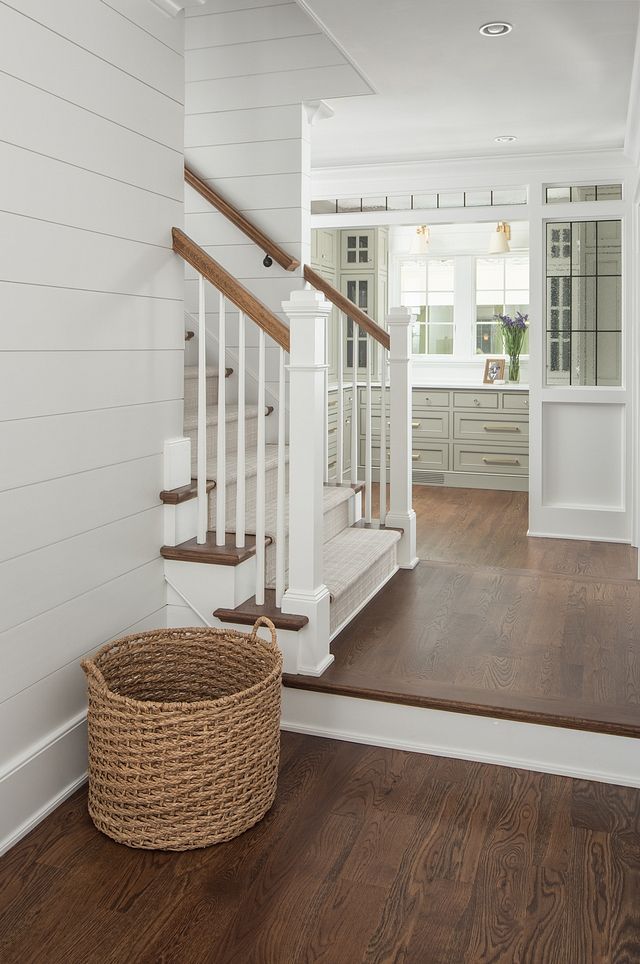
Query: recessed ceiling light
495 135 517 143
479 22 512 37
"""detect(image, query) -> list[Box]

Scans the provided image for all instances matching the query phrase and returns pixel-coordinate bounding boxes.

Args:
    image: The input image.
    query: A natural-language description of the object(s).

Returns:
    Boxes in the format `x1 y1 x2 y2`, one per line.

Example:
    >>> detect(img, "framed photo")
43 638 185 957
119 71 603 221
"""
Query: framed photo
483 357 505 384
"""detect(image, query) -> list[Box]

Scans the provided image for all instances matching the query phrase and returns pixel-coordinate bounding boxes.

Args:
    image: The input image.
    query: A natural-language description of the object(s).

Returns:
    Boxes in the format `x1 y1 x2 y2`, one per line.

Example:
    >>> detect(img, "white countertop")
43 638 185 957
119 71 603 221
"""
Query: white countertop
329 381 529 391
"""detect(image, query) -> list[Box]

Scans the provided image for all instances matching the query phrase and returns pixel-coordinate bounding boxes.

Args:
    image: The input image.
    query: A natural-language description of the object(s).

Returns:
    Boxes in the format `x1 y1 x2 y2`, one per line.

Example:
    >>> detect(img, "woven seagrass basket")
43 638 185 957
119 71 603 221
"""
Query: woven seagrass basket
81 616 282 851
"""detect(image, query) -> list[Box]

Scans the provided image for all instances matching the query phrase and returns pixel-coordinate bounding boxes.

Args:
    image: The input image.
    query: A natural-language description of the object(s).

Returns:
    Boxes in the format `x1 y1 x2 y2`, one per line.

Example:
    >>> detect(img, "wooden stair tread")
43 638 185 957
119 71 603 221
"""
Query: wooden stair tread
214 591 308 631
160 478 215 505
281 669 640 740
161 531 271 566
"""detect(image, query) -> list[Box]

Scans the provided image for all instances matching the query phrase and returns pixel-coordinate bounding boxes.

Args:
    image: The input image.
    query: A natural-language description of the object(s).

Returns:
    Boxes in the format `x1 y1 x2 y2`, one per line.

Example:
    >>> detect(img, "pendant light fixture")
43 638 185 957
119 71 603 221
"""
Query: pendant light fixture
412 225 430 254
488 221 511 254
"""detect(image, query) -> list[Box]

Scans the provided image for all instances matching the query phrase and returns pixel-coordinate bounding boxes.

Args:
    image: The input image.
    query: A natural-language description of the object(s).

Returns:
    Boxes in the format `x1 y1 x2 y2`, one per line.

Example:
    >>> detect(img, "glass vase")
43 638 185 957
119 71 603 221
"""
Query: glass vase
508 354 520 383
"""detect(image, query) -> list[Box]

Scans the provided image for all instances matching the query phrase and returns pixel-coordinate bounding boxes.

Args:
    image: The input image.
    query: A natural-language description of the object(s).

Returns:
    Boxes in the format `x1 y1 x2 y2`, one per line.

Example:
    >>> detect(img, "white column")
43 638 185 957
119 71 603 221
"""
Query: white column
281 288 332 675
386 307 418 569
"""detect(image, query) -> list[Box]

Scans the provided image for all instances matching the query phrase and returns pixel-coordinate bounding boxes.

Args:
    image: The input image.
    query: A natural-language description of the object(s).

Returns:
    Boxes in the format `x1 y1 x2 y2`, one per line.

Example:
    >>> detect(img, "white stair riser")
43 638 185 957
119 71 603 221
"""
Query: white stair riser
187 418 258 473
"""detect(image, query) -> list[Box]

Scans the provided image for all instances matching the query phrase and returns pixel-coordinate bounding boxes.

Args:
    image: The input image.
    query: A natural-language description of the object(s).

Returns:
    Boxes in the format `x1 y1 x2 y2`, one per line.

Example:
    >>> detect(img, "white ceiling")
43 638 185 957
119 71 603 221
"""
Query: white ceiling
301 0 640 168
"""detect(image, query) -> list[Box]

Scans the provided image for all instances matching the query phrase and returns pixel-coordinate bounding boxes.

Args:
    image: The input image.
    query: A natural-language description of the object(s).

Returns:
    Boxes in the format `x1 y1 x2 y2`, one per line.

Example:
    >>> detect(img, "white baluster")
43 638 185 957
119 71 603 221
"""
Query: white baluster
351 323 358 485
275 347 286 607
216 291 226 546
337 312 344 482
196 274 207 544
380 348 388 525
255 329 266 605
365 338 373 522
235 311 245 548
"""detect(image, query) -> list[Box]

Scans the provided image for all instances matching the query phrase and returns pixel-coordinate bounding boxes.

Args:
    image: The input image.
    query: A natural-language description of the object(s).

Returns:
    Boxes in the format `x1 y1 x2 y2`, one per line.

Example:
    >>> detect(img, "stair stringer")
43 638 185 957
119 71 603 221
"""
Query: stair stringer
281 688 640 789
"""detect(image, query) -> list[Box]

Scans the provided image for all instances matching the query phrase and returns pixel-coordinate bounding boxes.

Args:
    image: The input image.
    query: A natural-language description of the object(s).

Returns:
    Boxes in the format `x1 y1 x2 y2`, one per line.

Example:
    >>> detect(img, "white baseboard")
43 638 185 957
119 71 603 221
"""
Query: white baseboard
281 688 640 789
0 714 88 856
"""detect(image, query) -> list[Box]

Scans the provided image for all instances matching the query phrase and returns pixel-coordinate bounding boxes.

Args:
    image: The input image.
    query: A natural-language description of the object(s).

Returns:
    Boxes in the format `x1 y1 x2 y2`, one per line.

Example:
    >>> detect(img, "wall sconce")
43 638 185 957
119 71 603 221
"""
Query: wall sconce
488 221 511 254
412 225 430 254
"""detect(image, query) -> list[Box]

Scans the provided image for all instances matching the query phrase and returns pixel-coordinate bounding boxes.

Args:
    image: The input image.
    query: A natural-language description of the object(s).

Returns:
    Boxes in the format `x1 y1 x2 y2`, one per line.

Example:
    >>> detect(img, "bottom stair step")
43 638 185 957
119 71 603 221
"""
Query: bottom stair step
324 527 402 636
214 590 308 632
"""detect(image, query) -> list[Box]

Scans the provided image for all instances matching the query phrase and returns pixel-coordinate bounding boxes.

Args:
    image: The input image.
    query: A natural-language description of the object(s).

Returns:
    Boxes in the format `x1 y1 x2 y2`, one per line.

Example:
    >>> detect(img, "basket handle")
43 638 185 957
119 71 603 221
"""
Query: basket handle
250 616 278 649
80 657 107 691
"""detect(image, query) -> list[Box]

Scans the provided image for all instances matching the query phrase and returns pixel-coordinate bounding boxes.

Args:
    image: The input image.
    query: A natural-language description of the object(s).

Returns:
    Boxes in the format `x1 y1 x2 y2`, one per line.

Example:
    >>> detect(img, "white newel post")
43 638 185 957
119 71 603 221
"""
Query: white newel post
281 288 333 675
386 307 418 569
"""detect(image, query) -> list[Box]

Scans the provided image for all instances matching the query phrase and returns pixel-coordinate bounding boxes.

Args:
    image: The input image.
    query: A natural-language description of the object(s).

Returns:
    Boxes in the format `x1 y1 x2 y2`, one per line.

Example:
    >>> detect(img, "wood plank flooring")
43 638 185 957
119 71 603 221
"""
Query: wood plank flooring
1 733 639 963
284 487 640 737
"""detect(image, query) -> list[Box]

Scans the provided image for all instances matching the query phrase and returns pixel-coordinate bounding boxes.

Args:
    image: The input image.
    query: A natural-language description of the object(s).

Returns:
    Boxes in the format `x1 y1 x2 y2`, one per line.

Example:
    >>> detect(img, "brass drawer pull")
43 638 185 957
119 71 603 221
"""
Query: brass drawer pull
483 424 520 433
482 457 521 466
328 427 337 435
412 452 421 461
412 420 421 429
328 400 338 409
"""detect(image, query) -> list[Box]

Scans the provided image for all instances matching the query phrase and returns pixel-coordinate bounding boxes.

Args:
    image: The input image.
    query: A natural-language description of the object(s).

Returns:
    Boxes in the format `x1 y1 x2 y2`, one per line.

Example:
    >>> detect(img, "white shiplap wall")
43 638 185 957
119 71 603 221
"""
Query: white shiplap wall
0 0 185 853
183 0 371 394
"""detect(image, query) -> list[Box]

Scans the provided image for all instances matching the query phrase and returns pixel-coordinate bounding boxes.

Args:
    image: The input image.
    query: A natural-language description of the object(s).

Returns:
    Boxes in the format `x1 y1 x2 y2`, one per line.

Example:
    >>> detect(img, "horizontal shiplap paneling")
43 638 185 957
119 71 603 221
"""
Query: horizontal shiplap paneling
0 72 182 199
0 350 183 421
187 138 303 179
185 104 304 148
0 400 182 491
0 4 183 151
185 172 308 211
101 0 185 54
0 284 184 352
2 0 184 103
0 141 182 246
186 65 370 113
0 212 182 297
185 3 313 49
0 508 163 634
186 32 340 82
0 561 166 708
0 455 163 563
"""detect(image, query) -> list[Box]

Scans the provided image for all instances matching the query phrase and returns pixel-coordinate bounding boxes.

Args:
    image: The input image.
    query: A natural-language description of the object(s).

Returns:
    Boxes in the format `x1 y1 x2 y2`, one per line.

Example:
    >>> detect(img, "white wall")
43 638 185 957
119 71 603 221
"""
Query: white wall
183 0 371 397
0 0 185 853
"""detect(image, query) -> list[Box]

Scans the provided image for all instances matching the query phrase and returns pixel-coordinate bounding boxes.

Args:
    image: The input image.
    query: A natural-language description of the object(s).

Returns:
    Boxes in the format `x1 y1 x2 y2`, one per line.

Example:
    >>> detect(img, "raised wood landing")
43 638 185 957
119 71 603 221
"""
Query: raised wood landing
284 487 640 739
161 531 271 566
1 734 639 962
214 590 308 631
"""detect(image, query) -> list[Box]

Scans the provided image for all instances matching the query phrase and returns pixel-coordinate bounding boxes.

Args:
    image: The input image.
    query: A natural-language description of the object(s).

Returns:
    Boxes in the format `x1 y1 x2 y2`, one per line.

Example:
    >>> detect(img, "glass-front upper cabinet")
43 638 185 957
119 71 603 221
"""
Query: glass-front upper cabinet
546 220 622 386
341 230 374 269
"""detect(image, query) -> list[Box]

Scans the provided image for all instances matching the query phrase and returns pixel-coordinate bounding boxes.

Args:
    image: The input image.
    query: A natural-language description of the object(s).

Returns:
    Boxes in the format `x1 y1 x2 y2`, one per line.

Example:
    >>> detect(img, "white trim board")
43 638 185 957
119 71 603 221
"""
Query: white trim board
281 688 640 789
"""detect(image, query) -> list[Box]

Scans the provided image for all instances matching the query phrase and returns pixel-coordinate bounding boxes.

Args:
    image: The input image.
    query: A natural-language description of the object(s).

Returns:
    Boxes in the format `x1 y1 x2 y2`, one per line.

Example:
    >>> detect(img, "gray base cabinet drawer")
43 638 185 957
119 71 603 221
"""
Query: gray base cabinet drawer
454 412 529 443
502 393 529 411
370 412 449 439
413 389 450 410
453 444 528 475
361 440 449 471
453 391 499 410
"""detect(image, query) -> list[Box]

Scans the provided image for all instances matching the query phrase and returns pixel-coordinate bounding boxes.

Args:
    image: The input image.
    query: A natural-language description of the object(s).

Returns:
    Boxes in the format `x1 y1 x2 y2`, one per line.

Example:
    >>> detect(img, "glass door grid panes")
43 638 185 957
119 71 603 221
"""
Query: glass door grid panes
546 220 622 386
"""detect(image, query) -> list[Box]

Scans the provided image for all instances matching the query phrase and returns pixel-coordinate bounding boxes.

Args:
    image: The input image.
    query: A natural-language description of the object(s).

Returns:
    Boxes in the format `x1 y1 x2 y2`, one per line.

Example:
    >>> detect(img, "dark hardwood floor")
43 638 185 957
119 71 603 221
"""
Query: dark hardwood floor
285 487 640 737
2 733 639 963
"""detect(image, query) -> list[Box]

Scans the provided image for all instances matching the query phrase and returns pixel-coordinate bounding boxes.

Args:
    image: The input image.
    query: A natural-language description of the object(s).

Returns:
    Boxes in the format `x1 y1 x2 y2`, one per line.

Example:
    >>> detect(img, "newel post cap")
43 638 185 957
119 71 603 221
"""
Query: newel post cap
386 306 415 327
282 287 332 317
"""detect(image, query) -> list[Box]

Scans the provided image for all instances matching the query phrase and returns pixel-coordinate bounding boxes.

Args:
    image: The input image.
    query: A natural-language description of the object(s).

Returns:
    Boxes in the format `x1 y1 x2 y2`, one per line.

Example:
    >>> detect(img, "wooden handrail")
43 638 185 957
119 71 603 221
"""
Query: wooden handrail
303 265 390 351
184 165 300 273
172 228 290 353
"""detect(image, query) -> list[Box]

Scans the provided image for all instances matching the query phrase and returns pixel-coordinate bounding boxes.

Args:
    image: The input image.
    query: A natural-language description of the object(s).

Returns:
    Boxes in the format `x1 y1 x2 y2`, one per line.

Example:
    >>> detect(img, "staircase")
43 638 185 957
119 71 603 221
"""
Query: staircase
160 172 417 676
162 363 403 671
